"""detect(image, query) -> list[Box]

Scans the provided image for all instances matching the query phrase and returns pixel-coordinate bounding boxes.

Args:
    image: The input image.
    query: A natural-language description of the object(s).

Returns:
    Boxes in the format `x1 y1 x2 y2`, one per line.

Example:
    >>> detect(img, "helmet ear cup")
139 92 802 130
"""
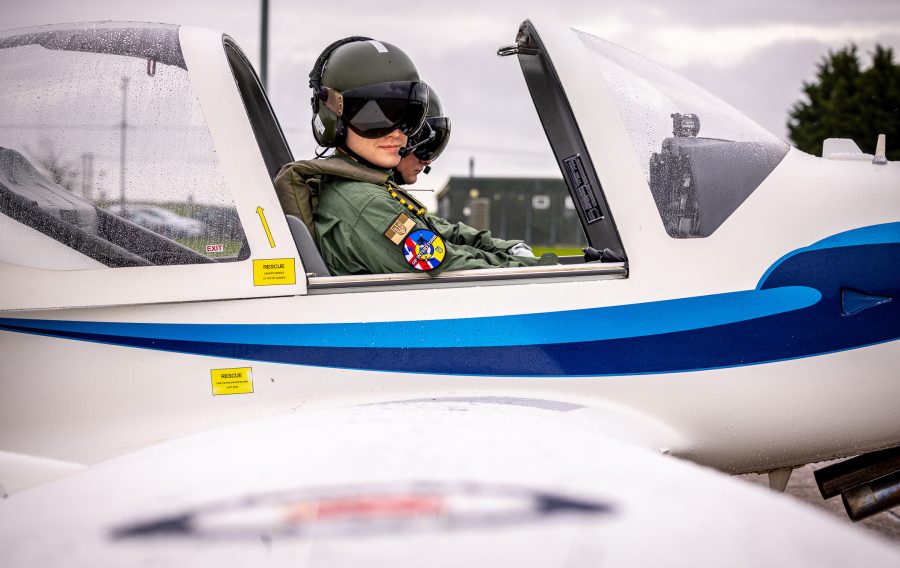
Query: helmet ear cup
312 105 344 147
308 36 373 148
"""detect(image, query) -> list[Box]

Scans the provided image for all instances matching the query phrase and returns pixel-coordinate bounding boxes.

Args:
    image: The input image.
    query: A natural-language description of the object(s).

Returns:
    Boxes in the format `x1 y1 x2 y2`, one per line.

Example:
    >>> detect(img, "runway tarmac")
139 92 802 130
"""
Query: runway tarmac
738 462 900 545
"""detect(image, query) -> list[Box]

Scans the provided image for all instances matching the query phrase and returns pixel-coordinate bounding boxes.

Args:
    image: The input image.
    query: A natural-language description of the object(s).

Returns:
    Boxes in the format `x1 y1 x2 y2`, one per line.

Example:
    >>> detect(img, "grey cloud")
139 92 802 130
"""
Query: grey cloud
610 0 900 26
677 33 900 141
6 0 899 183
266 0 900 29
271 37 558 183
260 0 900 27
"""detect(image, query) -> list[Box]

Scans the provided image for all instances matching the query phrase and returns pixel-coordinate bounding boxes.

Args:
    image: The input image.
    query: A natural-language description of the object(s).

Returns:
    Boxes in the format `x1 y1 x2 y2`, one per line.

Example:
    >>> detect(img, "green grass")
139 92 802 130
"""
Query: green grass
532 246 585 257
166 203 199 217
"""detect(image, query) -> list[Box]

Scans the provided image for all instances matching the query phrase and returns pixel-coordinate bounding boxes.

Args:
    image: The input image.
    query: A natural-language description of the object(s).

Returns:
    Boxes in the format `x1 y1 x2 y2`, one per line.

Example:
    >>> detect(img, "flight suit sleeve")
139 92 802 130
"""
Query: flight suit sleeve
427 214 523 253
439 243 556 271
345 196 555 274
345 195 433 274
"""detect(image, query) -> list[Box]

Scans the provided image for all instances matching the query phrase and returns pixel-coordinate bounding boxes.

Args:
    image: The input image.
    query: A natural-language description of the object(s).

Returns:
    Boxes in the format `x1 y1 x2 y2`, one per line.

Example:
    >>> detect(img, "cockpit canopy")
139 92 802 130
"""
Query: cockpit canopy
575 31 789 238
0 22 249 269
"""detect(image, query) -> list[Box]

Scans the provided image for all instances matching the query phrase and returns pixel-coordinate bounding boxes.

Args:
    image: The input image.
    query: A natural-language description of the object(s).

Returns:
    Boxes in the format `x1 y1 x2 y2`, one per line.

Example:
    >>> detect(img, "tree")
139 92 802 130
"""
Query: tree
788 44 900 160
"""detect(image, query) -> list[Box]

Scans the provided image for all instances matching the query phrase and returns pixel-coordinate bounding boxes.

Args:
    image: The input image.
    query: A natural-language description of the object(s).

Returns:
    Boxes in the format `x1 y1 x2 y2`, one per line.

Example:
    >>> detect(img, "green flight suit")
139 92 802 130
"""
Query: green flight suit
276 152 556 276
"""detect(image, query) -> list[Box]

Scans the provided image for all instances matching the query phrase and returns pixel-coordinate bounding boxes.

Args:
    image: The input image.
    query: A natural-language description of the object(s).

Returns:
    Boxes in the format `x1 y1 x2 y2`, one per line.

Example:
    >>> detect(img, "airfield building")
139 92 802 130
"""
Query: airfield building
435 176 586 250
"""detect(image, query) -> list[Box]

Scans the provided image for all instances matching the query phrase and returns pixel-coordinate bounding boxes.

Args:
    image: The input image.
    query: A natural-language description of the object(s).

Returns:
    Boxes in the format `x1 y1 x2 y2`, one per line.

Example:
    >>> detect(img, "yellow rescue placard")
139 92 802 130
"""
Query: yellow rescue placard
253 258 296 286
210 367 254 395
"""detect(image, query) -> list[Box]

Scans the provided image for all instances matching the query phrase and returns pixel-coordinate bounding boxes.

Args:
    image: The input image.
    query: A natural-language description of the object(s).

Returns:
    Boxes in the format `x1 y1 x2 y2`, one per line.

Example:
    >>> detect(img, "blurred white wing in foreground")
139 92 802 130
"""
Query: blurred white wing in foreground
1 398 897 567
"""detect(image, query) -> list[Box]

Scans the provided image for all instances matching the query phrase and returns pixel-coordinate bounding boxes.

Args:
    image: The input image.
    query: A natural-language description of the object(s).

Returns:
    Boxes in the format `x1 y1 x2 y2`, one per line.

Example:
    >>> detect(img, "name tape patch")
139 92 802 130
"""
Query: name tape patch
384 212 417 245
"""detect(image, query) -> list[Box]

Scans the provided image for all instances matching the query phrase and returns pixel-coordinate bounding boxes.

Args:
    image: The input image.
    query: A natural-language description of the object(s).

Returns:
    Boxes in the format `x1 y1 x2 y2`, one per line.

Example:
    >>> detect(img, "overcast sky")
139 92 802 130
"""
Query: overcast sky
4 0 900 196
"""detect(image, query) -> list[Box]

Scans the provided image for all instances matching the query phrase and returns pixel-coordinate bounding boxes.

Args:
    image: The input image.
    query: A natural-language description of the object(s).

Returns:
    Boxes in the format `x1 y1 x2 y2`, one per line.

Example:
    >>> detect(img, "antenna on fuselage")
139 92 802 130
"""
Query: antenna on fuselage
873 134 887 165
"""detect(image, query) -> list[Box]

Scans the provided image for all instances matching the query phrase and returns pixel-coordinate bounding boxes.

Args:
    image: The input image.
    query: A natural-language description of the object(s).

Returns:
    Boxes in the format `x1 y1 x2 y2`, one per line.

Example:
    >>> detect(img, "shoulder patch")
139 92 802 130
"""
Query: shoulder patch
403 229 446 272
384 212 417 245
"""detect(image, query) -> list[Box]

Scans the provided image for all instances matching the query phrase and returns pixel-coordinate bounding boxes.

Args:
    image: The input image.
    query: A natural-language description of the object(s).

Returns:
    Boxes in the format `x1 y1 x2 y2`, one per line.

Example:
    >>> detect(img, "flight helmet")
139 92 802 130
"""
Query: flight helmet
401 88 451 161
309 37 429 147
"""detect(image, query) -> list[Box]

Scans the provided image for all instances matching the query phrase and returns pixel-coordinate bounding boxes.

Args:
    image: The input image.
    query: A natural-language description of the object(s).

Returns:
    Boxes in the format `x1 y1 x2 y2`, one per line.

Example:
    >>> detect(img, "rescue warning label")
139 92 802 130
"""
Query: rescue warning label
252 258 296 286
210 367 254 395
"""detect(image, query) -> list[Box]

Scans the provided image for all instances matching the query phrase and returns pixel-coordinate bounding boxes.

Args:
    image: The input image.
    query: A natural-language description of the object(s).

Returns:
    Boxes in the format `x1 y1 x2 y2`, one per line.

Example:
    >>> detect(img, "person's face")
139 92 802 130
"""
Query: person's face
345 128 407 168
395 153 433 185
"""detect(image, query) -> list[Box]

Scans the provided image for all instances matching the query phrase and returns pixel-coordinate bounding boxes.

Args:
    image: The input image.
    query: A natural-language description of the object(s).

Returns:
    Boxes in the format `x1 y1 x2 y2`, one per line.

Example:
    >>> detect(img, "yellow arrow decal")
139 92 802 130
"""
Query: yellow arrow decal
256 206 275 248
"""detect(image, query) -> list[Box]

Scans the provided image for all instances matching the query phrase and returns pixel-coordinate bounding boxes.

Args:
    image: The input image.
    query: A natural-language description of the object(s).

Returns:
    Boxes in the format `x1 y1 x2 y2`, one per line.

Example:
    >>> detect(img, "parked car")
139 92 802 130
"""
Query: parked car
106 204 206 238
189 204 245 240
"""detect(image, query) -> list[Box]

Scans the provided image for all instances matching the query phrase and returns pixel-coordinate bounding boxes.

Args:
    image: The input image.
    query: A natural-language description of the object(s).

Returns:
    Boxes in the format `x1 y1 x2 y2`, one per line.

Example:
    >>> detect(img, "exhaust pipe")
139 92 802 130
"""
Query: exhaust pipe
842 469 900 522
814 446 900 499
814 446 900 522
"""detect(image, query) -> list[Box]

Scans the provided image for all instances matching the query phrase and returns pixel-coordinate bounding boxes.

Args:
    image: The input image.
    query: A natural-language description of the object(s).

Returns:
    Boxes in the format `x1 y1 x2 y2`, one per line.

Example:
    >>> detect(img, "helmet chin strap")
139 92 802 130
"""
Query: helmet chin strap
423 165 432 174
398 123 435 158
336 145 381 171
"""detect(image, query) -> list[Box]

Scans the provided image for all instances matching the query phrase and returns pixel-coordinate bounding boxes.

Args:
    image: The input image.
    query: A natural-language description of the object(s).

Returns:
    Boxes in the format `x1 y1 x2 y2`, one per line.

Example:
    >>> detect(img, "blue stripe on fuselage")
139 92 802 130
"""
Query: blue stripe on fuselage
1 223 898 376
756 222 900 289
0 286 819 349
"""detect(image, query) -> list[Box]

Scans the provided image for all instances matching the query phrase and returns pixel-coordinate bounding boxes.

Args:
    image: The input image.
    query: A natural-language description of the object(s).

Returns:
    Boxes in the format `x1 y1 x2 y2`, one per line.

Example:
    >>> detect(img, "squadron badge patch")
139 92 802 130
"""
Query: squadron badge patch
402 229 446 271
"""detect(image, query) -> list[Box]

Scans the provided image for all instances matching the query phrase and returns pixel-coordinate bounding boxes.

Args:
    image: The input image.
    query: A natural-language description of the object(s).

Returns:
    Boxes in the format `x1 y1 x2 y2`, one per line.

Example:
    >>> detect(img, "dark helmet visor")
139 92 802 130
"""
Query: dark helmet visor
331 81 429 139
412 116 451 161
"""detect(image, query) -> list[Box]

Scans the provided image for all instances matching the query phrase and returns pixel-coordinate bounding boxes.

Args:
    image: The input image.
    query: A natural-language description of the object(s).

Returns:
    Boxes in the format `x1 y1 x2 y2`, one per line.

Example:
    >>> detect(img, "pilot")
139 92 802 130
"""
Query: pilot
276 37 555 276
393 87 537 259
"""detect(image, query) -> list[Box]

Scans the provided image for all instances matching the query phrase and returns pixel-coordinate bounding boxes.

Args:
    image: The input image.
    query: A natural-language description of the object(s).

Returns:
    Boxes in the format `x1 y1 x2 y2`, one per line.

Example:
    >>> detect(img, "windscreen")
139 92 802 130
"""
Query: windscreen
0 22 248 269
575 30 789 238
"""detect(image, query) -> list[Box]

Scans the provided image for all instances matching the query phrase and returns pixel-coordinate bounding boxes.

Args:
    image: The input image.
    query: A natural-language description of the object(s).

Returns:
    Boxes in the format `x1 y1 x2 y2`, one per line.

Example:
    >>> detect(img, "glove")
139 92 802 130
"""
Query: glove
508 243 535 257
583 247 625 263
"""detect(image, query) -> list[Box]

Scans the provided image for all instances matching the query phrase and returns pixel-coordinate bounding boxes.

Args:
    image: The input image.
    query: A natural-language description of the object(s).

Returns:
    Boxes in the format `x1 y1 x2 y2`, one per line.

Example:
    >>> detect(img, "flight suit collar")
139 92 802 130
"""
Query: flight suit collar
333 148 393 177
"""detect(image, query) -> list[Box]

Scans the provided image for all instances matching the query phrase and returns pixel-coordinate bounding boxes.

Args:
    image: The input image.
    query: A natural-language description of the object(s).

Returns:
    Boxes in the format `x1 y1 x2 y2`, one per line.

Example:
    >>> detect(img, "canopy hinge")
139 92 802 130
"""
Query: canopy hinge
497 44 540 57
